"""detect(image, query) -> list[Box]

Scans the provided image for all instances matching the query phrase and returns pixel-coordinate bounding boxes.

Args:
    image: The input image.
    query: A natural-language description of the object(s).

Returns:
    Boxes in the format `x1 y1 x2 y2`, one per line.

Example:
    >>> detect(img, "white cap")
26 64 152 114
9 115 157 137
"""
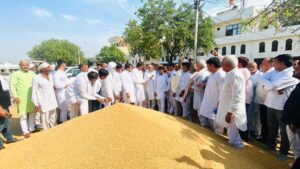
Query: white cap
108 62 117 72
38 62 50 71
29 64 35 69
108 62 117 69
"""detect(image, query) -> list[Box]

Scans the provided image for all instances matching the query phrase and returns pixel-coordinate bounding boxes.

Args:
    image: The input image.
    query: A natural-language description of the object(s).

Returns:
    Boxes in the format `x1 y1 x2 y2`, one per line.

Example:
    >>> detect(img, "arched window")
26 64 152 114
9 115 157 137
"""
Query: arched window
272 40 278 52
259 42 265 53
222 47 227 55
240 44 246 54
231 45 236 55
286 39 293 51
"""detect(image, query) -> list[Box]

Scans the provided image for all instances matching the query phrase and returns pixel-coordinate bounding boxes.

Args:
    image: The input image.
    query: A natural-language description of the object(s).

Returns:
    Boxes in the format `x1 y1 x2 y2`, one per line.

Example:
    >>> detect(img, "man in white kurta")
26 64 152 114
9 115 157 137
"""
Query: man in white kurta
121 63 136 104
216 55 247 148
178 62 192 121
192 60 210 112
32 62 58 130
111 63 123 103
100 63 115 107
166 64 176 114
131 62 146 107
171 65 182 115
144 64 156 109
66 71 105 119
53 60 69 123
199 57 225 133
154 66 168 112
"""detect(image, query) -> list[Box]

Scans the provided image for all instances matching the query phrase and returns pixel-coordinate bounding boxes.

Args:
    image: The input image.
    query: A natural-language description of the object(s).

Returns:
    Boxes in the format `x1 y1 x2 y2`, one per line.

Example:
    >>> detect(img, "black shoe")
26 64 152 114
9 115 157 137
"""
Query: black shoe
0 146 5 150
6 138 18 144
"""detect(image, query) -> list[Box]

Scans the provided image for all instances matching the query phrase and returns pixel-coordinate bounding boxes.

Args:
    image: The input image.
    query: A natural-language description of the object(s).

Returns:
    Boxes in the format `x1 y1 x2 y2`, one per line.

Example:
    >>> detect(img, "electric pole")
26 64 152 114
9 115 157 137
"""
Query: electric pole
193 0 200 62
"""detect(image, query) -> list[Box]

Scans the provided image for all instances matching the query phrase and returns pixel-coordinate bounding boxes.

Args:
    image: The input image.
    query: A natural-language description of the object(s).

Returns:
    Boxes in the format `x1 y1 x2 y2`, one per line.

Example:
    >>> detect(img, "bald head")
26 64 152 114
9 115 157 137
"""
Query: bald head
19 60 29 72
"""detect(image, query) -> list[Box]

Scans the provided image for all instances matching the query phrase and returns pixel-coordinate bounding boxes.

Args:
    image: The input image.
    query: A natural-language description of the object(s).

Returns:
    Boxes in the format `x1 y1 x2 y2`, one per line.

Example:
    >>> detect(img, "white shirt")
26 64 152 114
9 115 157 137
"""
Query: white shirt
200 69 225 120
120 70 136 103
100 74 114 103
216 68 247 131
255 68 274 104
167 70 176 90
261 67 295 110
0 75 9 91
92 79 105 99
176 71 191 101
131 68 146 102
171 70 182 93
192 69 211 110
66 73 96 105
53 70 69 103
32 74 58 112
154 73 168 99
144 70 156 100
111 70 122 96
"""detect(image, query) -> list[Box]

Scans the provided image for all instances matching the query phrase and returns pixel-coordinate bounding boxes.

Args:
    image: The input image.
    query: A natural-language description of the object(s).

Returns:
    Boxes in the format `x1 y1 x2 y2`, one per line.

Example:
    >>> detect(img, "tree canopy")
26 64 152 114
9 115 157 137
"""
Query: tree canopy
96 45 127 63
27 39 85 66
124 0 215 63
243 0 300 31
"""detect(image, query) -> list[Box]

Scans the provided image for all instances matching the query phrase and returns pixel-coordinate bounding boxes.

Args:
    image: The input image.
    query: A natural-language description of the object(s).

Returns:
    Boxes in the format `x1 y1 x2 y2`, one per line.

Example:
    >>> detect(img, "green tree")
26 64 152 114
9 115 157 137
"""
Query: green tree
96 45 127 63
124 0 215 63
28 39 85 65
243 0 300 31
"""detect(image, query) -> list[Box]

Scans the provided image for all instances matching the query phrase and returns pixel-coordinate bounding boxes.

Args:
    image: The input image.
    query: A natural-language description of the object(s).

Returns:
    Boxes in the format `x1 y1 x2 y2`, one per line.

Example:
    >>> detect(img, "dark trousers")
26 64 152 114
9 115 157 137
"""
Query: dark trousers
260 104 268 143
267 108 290 155
0 116 14 148
91 100 101 112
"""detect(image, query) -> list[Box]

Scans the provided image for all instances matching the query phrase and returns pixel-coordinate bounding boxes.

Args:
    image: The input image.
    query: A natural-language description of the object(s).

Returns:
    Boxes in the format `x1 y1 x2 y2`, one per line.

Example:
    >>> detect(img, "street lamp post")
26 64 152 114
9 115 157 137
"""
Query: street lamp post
77 46 81 65
193 0 200 62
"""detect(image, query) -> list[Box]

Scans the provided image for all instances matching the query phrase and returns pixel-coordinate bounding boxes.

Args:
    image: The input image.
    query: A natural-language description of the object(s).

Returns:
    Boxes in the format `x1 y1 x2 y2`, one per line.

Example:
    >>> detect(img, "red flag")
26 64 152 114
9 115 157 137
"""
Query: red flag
229 0 234 5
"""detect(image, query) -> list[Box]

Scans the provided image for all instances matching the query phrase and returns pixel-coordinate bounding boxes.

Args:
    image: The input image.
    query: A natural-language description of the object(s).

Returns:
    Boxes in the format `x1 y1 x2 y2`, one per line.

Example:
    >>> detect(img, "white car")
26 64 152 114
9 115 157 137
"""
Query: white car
65 67 80 83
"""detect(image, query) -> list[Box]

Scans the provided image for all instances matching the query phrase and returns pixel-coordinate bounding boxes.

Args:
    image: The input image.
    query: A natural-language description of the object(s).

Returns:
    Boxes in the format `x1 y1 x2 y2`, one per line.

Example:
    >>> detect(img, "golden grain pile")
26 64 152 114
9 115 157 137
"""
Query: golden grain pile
0 103 290 169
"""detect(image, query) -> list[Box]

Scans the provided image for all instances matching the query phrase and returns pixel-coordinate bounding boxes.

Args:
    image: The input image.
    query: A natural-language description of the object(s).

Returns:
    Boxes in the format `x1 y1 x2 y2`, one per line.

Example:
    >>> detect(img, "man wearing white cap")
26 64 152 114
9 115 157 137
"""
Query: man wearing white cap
29 63 37 72
32 62 58 130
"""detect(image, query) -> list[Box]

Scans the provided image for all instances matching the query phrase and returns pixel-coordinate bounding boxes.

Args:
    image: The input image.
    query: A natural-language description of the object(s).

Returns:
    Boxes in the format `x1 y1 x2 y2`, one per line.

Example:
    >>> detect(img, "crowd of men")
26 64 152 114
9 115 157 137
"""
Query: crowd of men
0 53 299 167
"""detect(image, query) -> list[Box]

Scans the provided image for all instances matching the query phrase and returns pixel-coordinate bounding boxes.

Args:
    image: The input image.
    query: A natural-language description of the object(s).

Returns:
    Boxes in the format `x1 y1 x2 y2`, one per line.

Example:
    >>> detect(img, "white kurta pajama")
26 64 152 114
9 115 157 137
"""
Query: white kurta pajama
144 70 156 108
32 74 58 130
53 70 69 123
131 68 146 106
171 70 182 115
192 69 211 111
216 68 247 147
178 71 192 120
199 69 225 132
66 73 97 119
167 70 176 114
154 73 168 112
120 70 136 104
100 74 114 107
111 70 122 103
